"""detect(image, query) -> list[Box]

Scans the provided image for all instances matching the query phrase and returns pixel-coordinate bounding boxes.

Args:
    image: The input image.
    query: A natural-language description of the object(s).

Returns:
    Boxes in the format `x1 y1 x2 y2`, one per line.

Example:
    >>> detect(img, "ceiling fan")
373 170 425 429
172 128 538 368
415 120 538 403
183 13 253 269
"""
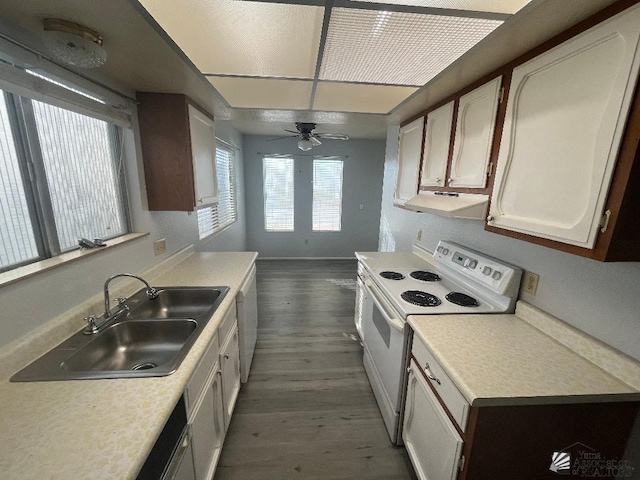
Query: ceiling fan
271 123 350 151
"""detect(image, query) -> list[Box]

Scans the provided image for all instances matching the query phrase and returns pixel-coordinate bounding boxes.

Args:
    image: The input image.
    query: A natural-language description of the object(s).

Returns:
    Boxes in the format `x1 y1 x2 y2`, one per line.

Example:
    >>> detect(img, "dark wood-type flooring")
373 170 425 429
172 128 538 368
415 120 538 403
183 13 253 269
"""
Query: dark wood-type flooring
214 259 417 480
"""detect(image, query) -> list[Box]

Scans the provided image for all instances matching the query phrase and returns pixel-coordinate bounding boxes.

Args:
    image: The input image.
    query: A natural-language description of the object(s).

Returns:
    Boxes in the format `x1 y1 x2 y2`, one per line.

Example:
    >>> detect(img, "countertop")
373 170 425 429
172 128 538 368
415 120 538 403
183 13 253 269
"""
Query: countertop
409 301 640 407
0 250 257 480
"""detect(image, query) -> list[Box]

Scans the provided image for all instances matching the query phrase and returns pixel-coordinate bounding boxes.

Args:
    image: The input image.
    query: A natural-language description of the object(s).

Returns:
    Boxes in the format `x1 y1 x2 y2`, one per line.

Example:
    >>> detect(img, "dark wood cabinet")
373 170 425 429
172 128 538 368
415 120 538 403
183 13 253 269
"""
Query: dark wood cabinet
137 93 217 211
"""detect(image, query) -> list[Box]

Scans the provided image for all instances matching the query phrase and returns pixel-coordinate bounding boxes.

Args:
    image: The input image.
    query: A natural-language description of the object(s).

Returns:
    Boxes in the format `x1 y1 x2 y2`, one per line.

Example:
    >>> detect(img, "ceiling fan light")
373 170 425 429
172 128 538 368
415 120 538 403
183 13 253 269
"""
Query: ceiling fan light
298 138 313 151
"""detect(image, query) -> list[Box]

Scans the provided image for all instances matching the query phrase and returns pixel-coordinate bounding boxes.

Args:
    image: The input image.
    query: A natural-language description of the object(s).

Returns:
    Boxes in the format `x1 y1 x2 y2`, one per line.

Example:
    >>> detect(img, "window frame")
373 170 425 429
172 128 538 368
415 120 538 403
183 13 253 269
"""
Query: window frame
312 156 344 232
0 89 130 274
262 156 295 232
197 140 238 240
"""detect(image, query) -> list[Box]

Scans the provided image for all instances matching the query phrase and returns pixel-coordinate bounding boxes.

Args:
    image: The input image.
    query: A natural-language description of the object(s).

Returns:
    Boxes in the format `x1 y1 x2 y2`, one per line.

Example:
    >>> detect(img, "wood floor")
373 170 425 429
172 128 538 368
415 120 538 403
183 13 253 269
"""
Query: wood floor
214 260 417 480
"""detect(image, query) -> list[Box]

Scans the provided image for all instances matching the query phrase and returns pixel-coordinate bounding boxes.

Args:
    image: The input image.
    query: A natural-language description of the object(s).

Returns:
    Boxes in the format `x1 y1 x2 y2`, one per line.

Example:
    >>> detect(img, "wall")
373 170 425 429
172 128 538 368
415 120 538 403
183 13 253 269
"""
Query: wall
380 125 640 362
0 115 247 350
243 135 385 258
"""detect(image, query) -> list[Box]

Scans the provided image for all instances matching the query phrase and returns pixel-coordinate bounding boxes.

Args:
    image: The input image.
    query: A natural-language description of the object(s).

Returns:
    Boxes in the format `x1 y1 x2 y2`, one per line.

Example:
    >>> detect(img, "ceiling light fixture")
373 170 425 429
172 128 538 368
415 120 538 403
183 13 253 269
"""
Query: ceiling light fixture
298 138 314 151
42 19 107 68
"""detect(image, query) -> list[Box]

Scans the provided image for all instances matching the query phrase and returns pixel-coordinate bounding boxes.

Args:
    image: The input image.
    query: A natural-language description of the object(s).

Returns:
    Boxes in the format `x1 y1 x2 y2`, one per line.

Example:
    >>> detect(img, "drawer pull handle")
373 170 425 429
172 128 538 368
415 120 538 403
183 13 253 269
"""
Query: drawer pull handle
424 363 441 385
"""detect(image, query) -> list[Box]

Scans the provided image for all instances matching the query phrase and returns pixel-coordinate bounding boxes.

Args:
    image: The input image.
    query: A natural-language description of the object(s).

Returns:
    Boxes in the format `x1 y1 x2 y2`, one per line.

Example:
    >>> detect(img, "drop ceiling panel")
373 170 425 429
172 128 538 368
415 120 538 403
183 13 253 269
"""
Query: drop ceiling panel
208 77 313 110
139 0 323 78
349 0 532 15
313 82 418 114
320 8 502 85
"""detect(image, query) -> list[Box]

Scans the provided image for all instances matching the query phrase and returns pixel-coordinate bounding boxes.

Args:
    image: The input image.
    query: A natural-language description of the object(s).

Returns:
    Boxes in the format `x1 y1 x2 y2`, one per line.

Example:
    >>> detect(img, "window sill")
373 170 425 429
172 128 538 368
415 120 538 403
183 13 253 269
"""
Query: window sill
0 233 149 289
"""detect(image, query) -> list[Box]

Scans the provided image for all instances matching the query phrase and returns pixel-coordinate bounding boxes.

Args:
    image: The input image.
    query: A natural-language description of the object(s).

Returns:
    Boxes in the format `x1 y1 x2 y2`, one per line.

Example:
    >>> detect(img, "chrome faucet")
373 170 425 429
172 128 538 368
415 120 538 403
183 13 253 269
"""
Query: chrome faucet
84 273 159 334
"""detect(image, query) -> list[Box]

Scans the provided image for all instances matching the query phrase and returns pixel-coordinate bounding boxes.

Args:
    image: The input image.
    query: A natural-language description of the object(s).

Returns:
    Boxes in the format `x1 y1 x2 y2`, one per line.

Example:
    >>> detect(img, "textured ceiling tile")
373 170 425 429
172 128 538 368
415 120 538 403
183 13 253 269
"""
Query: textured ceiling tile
320 8 502 85
140 0 324 78
313 82 418 114
348 0 532 15
208 77 313 110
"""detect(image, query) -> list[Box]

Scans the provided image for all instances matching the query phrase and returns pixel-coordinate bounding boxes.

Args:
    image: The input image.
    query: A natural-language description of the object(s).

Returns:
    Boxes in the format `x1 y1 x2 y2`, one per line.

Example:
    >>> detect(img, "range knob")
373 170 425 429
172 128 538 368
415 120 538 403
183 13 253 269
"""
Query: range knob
464 259 477 269
436 246 443 253
492 270 502 280
442 248 450 255
482 266 493 276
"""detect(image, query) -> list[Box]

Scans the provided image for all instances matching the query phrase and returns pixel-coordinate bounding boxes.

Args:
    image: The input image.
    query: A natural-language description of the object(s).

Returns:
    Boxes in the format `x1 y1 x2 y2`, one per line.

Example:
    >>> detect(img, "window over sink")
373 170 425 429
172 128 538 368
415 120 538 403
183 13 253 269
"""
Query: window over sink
0 87 129 273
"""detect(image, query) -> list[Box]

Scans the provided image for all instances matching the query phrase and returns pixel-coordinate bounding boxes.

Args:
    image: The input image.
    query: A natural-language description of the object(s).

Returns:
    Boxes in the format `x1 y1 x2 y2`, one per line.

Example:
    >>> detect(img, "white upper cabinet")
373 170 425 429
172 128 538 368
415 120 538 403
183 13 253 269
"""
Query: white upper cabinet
488 5 640 248
189 104 218 207
449 77 502 189
394 117 425 205
420 101 454 188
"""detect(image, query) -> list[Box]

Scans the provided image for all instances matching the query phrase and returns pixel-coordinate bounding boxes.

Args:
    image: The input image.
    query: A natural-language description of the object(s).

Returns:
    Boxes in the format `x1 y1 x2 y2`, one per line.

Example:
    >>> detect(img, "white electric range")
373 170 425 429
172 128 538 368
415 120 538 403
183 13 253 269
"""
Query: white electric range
355 241 522 444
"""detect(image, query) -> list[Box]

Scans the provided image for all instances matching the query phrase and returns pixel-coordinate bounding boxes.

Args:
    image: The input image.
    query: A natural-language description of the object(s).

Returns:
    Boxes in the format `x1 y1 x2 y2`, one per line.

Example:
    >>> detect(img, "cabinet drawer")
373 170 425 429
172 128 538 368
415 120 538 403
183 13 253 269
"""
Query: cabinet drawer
218 303 237 345
411 336 470 432
185 332 220 418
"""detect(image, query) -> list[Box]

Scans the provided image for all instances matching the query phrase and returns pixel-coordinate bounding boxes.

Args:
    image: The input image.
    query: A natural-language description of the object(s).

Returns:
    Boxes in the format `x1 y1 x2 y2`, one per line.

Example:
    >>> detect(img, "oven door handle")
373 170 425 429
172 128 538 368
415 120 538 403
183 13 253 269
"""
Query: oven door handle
364 279 405 332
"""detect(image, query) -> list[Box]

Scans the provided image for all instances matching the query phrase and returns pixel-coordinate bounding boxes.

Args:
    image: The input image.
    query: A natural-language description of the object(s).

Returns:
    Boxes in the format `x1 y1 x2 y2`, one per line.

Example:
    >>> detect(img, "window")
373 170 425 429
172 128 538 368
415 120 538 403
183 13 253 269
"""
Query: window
198 142 237 239
263 156 294 231
0 89 128 272
312 157 343 231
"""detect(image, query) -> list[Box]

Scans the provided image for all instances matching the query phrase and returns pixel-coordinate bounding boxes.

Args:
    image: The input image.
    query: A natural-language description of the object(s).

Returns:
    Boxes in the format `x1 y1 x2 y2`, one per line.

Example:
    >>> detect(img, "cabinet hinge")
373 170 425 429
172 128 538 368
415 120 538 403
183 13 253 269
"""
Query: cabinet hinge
599 209 612 233
458 454 465 471
486 161 493 177
498 87 505 104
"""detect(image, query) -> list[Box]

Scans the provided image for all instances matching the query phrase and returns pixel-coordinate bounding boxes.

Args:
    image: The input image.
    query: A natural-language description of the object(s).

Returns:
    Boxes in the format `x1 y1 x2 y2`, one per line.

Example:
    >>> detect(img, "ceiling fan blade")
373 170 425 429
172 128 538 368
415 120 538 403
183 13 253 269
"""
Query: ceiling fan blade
309 136 322 146
283 129 299 135
266 135 298 142
315 133 350 140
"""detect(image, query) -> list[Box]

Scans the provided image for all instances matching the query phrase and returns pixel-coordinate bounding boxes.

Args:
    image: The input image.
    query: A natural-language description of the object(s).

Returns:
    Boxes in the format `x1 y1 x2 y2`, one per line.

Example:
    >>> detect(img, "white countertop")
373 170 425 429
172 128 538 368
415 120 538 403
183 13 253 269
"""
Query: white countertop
409 302 640 407
0 251 257 480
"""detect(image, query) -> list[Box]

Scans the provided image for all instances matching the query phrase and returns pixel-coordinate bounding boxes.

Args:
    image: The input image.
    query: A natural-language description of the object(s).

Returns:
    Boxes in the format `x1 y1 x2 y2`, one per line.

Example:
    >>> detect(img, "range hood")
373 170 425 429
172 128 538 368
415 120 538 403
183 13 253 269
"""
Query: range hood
404 191 489 220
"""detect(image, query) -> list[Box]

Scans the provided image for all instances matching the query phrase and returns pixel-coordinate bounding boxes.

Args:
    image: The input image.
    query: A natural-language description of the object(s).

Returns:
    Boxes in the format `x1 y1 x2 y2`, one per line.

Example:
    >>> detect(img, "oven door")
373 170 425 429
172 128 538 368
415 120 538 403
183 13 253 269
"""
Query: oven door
362 278 408 443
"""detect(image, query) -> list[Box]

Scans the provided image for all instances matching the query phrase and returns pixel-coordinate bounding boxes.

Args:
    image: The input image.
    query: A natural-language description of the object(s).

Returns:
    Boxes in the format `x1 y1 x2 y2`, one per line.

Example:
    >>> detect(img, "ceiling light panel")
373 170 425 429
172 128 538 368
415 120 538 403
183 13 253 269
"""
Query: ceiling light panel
348 0 532 15
140 0 323 78
313 82 418 114
320 8 502 86
208 77 313 110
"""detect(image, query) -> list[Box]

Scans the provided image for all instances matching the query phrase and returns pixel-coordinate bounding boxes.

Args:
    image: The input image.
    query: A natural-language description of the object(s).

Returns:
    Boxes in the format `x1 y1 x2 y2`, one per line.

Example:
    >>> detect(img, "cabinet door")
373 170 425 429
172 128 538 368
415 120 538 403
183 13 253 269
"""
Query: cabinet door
394 117 425 204
221 325 241 428
191 368 225 480
420 101 454 188
171 439 196 480
188 105 218 207
449 77 502 189
403 365 463 480
488 5 640 248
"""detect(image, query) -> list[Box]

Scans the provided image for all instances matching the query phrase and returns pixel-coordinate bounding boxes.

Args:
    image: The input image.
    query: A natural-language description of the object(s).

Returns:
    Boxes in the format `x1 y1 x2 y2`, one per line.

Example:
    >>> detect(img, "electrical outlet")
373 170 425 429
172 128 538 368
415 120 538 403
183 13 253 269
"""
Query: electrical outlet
524 271 540 295
417 229 422 241
154 238 166 256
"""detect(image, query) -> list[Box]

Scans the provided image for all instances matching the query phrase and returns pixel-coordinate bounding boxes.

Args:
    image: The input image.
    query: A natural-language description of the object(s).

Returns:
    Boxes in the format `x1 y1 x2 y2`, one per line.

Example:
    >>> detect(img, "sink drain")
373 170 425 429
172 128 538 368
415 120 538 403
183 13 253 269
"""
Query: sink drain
131 362 157 371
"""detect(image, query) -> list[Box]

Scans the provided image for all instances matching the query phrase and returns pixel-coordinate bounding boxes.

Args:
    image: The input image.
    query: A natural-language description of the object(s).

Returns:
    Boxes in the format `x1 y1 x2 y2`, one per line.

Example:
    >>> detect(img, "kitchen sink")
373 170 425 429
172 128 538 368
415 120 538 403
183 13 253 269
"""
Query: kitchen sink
61 319 198 372
11 286 230 382
126 287 223 320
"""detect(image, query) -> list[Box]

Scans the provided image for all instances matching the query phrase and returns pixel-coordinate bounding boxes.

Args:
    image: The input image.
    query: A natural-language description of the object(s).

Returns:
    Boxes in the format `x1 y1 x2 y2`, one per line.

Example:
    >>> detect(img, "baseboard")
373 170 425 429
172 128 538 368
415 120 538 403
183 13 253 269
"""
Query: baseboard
257 256 356 260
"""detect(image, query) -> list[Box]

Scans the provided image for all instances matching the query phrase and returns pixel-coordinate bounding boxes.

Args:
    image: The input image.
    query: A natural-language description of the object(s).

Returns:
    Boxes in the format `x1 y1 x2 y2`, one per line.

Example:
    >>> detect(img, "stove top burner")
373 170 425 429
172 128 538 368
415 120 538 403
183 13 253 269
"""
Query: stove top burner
410 270 442 282
446 292 480 307
401 290 442 307
379 271 405 280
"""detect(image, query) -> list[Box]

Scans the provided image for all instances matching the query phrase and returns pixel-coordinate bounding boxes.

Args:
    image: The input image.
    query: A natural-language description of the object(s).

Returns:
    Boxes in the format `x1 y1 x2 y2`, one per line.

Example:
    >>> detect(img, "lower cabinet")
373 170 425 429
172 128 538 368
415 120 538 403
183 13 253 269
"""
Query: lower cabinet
181 305 241 480
191 368 225 480
220 325 241 428
403 361 463 480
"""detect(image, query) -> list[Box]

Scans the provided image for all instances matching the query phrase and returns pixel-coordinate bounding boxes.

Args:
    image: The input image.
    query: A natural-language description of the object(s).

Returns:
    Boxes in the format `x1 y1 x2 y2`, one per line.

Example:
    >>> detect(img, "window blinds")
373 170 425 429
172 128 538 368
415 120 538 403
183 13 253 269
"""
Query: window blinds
198 143 237 239
263 156 294 231
312 157 343 231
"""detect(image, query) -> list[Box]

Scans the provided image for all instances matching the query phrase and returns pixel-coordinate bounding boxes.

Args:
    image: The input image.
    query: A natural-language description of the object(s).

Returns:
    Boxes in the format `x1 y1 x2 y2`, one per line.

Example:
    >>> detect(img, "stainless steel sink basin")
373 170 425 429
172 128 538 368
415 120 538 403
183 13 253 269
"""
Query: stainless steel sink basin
11 286 230 382
61 320 197 372
126 287 223 320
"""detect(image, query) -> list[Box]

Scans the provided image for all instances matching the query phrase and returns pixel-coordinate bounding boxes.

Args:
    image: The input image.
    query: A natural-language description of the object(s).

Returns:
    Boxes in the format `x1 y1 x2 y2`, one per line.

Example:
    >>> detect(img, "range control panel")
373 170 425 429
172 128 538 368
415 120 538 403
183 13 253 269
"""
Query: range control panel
433 241 519 295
